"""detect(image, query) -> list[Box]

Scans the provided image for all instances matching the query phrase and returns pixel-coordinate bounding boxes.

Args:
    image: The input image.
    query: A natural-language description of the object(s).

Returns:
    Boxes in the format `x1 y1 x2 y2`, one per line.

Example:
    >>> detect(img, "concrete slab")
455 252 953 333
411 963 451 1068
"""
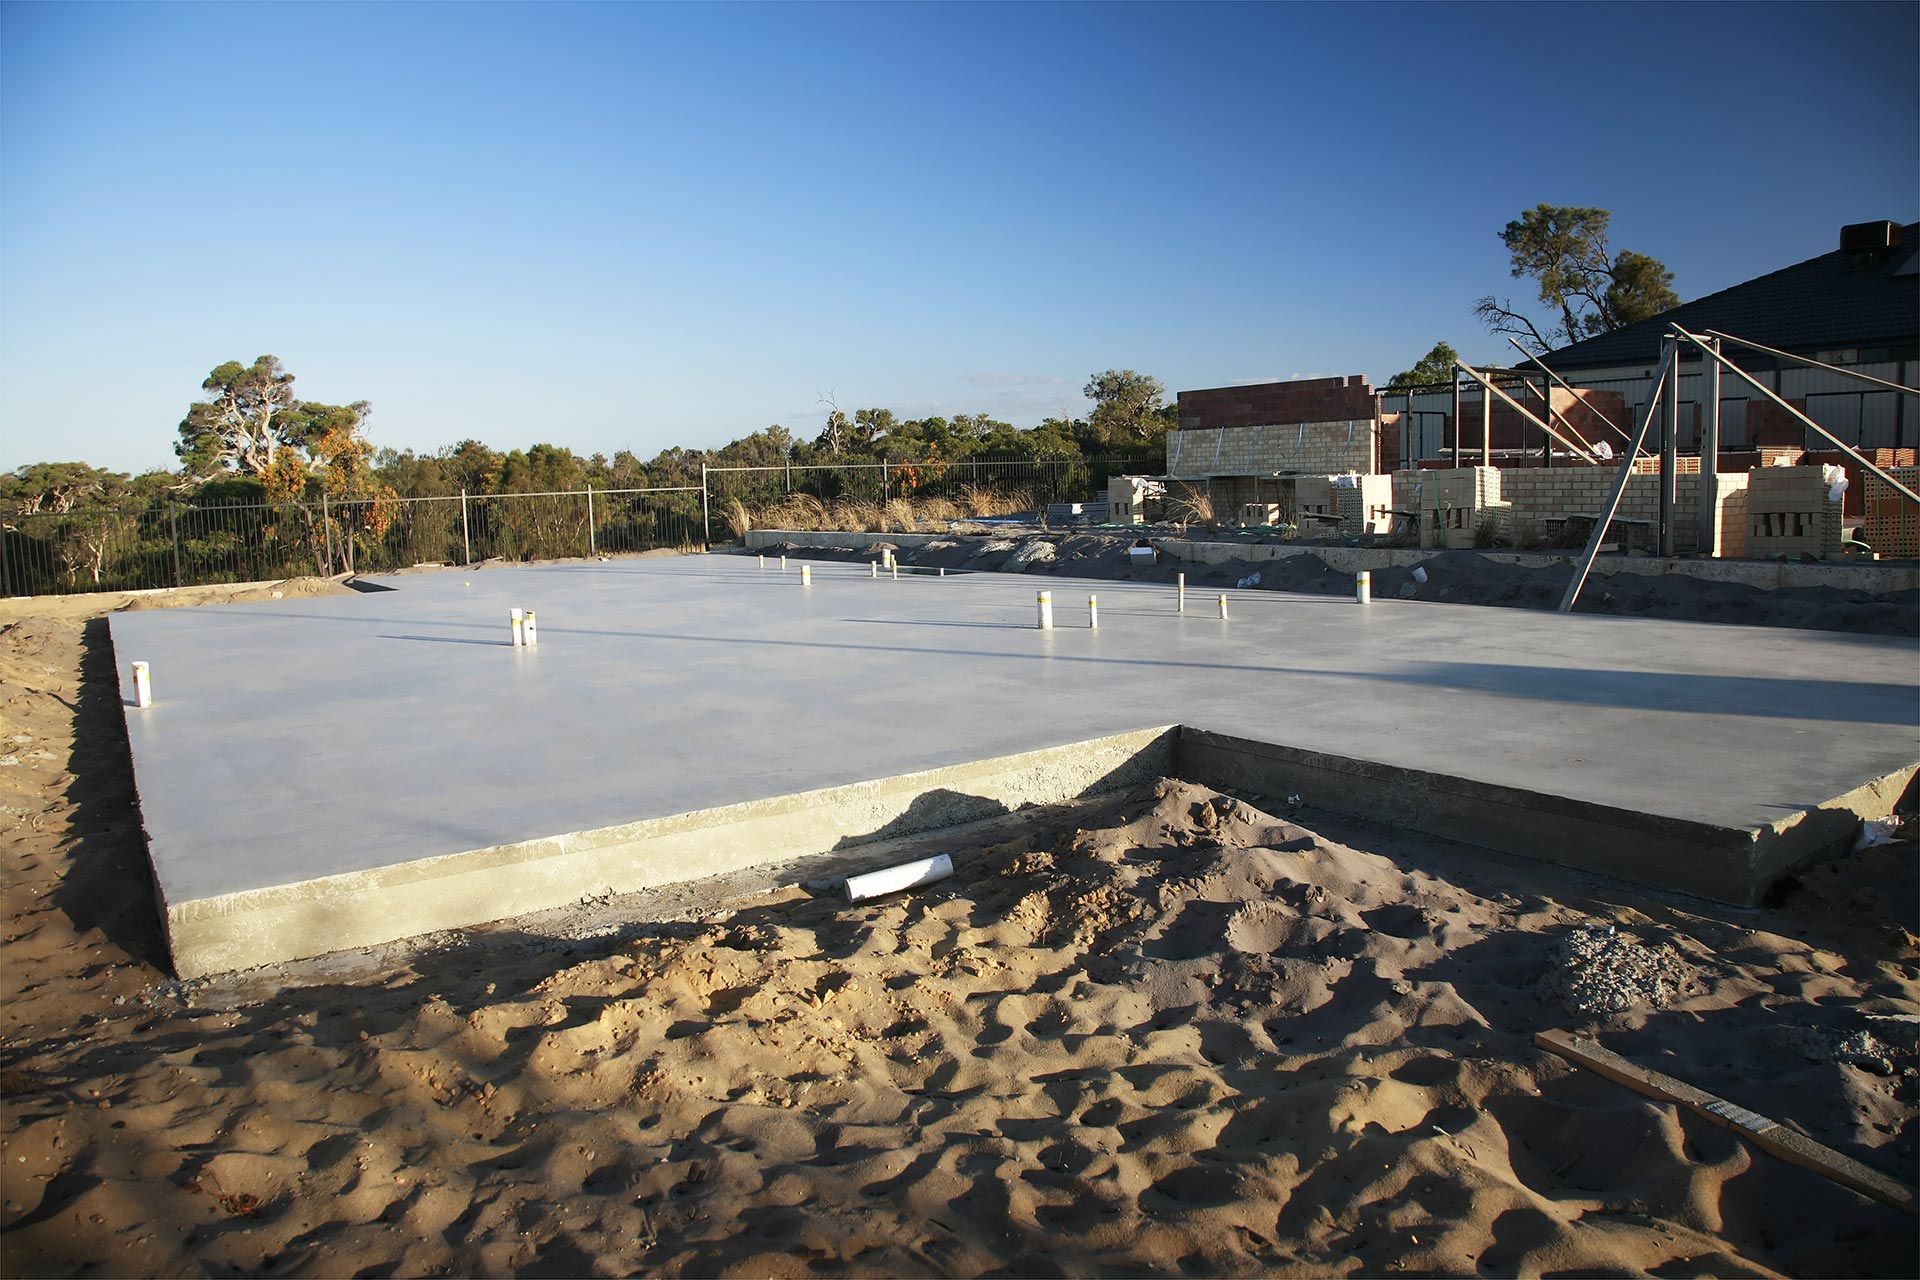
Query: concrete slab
108 555 1920 976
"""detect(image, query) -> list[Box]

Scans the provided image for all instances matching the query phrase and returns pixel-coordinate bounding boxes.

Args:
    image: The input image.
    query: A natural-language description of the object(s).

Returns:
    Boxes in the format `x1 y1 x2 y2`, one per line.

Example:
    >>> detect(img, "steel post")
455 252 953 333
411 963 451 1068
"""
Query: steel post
586 485 597 557
1659 336 1678 556
320 492 334 575
1480 376 1492 466
1698 338 1722 555
1451 376 1462 467
460 489 473 565
170 507 183 587
700 465 711 547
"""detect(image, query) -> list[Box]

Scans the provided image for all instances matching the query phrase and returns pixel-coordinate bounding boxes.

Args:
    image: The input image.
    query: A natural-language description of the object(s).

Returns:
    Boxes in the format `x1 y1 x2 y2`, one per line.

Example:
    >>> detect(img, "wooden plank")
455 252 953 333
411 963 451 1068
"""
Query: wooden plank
1536 1029 1917 1216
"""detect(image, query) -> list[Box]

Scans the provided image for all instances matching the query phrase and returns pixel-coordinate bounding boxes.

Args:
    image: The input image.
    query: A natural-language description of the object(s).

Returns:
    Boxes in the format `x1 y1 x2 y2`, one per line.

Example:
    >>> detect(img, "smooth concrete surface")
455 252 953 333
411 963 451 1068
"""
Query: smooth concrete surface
109 555 1920 975
746 528 1920 591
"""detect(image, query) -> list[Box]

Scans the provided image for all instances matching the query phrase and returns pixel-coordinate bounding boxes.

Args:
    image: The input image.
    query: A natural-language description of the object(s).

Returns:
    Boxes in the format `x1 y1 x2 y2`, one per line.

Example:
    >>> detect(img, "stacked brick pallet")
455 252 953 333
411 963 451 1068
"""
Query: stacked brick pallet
1863 466 1920 560
1746 468 1843 558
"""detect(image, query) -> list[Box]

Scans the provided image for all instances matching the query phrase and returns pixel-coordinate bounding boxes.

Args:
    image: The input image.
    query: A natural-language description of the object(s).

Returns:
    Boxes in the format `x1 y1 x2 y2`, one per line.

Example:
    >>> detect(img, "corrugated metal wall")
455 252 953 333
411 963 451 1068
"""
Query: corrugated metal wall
1389 359 1916 462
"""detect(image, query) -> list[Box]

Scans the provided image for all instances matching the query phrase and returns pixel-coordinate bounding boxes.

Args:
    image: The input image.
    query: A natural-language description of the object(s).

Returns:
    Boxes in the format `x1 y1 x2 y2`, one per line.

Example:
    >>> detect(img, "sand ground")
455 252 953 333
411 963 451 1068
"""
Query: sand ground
1 576 1916 1277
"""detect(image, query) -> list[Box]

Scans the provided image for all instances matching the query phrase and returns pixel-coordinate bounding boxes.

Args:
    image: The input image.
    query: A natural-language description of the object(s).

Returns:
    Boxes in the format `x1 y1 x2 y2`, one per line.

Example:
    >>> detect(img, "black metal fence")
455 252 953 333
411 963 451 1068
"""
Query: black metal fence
1 455 1153 597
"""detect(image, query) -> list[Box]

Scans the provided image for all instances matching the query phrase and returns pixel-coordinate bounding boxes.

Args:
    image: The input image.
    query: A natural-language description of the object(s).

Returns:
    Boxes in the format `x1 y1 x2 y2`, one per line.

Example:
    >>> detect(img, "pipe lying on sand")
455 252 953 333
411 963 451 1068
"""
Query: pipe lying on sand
845 853 955 902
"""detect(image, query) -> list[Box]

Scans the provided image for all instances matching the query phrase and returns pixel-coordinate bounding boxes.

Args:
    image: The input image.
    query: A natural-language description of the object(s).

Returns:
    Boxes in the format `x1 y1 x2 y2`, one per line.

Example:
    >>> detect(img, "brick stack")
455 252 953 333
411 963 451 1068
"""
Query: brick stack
1747 468 1843 558
1863 466 1920 559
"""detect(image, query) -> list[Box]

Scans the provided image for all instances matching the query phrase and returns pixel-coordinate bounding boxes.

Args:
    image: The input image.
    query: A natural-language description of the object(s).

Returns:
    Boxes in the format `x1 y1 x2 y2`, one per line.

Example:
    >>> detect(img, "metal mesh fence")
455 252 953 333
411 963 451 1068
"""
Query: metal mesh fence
1 488 707 597
0 458 1152 596
704 455 1153 523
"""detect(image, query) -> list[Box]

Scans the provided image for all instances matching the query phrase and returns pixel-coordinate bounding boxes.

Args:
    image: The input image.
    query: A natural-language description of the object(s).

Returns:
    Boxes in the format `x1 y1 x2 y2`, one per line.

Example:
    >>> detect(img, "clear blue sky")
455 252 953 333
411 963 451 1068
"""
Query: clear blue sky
2 0 1914 473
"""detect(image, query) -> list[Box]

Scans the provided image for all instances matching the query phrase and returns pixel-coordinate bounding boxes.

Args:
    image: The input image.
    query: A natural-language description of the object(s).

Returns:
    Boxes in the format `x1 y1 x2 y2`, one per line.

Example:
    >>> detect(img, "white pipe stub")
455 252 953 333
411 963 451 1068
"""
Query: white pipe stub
1356 571 1372 605
130 661 151 709
845 853 954 902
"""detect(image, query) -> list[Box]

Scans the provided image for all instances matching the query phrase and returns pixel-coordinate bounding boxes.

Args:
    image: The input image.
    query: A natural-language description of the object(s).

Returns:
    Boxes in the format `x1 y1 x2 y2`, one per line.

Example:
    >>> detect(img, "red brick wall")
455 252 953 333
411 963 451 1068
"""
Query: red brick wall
1177 376 1376 431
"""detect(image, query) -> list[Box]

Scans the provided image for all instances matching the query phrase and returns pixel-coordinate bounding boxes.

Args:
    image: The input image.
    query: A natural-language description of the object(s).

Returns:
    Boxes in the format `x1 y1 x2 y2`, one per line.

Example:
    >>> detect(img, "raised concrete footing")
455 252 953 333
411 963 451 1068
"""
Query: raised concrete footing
1175 728 1918 906
160 728 1176 979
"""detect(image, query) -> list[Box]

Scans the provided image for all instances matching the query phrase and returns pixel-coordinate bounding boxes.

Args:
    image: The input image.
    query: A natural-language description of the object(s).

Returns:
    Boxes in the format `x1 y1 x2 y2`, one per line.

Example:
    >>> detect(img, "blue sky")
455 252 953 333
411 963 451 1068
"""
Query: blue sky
2 0 1915 473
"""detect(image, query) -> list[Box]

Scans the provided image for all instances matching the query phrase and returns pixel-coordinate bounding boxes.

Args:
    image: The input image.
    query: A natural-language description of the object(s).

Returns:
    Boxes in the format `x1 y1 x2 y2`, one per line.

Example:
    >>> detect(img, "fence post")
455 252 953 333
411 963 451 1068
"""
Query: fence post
320 492 334 576
170 507 183 587
700 465 711 548
0 526 10 598
785 455 792 493
586 485 597 557
460 489 472 565
882 456 889 504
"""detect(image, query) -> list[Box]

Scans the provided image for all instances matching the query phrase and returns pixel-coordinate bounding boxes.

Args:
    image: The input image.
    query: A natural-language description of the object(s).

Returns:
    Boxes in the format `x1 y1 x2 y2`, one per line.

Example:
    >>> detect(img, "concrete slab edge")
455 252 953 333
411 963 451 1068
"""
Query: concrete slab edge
158 726 1179 978
1171 726 1912 906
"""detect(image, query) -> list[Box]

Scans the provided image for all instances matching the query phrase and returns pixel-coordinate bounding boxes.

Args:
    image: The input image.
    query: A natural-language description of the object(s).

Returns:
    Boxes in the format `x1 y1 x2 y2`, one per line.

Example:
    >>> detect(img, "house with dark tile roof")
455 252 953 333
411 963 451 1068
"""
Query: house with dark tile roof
1536 220 1917 451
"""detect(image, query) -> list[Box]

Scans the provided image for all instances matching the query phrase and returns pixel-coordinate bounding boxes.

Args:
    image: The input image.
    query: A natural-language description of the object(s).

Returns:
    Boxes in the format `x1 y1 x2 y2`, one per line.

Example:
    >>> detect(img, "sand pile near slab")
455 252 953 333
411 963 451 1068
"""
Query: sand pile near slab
4 689 1915 1280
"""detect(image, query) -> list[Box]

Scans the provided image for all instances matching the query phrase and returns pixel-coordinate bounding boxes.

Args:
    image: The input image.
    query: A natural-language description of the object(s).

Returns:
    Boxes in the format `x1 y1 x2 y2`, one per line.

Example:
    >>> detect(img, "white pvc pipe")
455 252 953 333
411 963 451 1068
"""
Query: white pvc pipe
758 554 765 570
781 555 788 572
1088 595 1099 629
523 610 538 645
1177 572 1186 613
870 561 878 578
800 564 812 586
510 608 525 647
1037 590 1053 630
1217 593 1229 620
845 853 954 901
1355 571 1371 605
130 661 151 708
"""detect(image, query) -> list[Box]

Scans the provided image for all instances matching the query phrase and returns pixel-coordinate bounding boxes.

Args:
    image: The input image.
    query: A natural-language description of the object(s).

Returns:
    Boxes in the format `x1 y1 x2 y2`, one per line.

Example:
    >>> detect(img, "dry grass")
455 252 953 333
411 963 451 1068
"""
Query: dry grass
749 488 1026 534
883 498 918 533
722 498 752 540
1168 489 1216 529
957 485 1033 519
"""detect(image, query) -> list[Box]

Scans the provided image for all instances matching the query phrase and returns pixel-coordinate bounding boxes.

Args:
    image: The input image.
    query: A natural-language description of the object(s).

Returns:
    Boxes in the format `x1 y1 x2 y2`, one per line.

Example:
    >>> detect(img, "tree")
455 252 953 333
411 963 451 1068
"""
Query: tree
1083 370 1168 446
175 356 302 479
1387 341 1461 389
175 355 378 496
1473 205 1679 351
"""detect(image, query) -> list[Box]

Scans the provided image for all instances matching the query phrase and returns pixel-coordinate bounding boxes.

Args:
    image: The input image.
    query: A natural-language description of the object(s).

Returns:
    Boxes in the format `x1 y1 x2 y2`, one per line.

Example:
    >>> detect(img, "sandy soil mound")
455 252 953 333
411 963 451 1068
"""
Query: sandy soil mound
1 611 1914 1276
770 535 1920 635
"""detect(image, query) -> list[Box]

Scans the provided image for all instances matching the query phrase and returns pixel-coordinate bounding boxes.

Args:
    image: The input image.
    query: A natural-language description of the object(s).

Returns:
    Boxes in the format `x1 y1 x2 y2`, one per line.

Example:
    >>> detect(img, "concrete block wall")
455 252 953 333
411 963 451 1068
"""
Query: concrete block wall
1715 475 1750 559
1296 474 1394 537
1863 466 1920 560
1166 420 1377 480
1397 465 1713 553
1497 468 1703 552
1388 468 1508 548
